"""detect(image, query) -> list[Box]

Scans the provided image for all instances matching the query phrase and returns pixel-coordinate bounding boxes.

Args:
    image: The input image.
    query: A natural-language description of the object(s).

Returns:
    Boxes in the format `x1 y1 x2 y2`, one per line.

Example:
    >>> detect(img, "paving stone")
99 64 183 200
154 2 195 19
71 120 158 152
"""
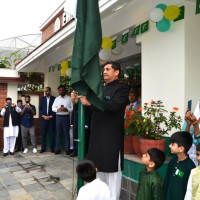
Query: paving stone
0 164 8 169
0 172 13 178
8 188 27 197
19 178 37 186
5 162 19 168
10 166 23 172
32 172 49 180
14 172 33 179
31 190 53 200
11 194 33 200
44 183 65 192
4 183 22 191
52 189 73 200
0 168 10 173
1 178 18 185
0 190 10 198
50 173 70 181
60 179 76 192
24 183 44 193
38 178 55 186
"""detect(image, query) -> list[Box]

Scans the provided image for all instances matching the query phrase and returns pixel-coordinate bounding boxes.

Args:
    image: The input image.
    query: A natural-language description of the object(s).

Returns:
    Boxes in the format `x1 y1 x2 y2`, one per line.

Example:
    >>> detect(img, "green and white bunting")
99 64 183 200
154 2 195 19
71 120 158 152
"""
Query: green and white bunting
141 20 149 34
112 38 117 49
52 66 55 72
132 25 140 37
196 0 200 14
58 64 61 71
68 61 71 68
174 6 185 21
121 30 129 44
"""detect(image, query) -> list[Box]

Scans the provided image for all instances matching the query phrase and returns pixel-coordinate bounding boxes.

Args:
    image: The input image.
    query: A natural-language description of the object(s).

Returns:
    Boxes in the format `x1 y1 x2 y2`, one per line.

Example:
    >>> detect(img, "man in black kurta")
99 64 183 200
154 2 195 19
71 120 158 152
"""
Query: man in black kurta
79 61 129 200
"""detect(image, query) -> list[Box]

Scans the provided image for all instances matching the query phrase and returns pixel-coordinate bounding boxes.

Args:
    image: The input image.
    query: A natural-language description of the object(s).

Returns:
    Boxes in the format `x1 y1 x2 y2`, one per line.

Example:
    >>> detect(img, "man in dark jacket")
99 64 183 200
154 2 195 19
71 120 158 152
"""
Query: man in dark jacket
79 61 129 200
39 87 56 153
1 97 21 156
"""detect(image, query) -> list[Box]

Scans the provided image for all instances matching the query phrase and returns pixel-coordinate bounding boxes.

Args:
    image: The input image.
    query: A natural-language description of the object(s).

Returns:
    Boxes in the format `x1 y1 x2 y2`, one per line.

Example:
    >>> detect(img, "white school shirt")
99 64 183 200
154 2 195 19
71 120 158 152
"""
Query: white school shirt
76 178 110 200
1 107 21 137
52 94 73 115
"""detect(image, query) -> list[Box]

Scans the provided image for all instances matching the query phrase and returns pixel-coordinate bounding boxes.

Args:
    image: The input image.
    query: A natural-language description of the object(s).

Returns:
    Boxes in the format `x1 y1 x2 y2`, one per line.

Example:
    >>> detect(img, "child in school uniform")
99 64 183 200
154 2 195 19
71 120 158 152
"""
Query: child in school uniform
136 148 166 200
76 160 110 200
163 131 196 200
184 143 200 200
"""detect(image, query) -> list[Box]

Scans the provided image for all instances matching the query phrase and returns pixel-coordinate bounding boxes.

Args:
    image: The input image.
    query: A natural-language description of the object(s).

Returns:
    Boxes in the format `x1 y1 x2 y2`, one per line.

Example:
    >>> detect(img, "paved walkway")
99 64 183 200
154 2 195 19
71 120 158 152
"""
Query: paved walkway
0 150 78 200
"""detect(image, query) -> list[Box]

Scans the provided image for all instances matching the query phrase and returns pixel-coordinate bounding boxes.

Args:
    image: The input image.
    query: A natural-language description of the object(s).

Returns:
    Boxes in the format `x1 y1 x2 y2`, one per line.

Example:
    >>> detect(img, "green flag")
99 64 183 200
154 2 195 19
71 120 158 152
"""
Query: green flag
132 25 140 37
141 20 149 34
71 0 103 111
68 61 71 68
174 6 185 22
175 169 184 178
52 66 55 72
121 30 129 44
57 64 61 71
112 38 117 49
196 0 200 14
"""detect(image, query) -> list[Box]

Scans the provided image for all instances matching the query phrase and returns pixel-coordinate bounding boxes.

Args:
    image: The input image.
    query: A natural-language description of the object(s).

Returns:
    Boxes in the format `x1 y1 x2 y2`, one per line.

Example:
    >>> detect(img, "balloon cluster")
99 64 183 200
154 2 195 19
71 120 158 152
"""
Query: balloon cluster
150 4 180 32
60 61 72 77
99 37 123 61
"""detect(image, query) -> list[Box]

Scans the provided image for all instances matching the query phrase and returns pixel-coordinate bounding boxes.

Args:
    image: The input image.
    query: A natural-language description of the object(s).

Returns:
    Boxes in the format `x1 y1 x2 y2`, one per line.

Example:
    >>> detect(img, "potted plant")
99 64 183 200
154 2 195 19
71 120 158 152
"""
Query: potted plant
124 105 143 156
139 100 182 154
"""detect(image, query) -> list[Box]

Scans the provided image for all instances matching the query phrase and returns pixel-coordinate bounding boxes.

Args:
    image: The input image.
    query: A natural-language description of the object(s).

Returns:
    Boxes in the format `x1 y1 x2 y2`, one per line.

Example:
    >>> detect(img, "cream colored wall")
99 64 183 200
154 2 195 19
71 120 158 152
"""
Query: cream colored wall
7 83 18 104
44 67 60 97
185 1 200 112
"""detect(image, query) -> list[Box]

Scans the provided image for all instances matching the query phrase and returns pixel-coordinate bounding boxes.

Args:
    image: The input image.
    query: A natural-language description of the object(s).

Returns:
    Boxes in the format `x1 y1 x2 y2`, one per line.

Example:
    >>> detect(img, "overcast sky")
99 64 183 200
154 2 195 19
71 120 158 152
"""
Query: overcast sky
0 0 64 41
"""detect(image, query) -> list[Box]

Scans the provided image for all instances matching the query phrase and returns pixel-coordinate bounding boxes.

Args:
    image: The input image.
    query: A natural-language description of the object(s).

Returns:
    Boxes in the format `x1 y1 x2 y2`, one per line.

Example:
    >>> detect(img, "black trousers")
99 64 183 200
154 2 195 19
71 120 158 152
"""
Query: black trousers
15 125 23 150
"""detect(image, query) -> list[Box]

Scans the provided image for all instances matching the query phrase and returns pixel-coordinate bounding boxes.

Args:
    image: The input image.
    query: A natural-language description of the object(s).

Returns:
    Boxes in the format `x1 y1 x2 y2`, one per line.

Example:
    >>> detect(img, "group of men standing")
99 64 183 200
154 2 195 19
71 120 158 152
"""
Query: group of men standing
0 95 37 156
0 85 74 157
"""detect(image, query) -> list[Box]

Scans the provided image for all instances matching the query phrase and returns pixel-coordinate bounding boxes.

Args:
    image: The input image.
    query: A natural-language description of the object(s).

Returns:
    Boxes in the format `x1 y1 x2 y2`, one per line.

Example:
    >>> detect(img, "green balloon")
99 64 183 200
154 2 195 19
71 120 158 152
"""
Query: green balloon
156 17 170 32
156 3 167 11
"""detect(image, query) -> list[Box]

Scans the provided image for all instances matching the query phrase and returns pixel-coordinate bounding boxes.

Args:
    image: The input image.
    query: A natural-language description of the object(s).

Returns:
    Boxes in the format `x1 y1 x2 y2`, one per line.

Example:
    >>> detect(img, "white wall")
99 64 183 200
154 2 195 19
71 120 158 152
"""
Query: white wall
185 1 200 111
44 66 60 97
0 69 19 77
7 83 18 104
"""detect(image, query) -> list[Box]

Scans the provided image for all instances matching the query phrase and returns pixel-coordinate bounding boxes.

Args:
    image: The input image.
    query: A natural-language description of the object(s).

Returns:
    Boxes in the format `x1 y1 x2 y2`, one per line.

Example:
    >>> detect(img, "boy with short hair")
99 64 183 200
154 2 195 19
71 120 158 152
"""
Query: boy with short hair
136 148 166 200
184 143 200 200
163 131 196 200
76 160 110 200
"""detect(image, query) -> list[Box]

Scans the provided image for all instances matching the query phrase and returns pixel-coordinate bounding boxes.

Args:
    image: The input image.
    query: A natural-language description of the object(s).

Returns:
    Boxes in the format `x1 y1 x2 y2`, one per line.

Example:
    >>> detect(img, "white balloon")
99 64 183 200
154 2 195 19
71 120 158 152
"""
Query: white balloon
150 8 163 22
99 49 111 61
66 68 72 77
111 43 123 55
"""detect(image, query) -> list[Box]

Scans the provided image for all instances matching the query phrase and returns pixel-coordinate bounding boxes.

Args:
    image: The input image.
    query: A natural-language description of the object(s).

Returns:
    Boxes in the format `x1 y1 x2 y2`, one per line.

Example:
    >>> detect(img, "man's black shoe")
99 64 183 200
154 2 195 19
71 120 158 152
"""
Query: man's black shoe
55 150 61 155
50 149 55 153
3 153 8 157
66 150 71 155
10 152 15 155
40 149 45 153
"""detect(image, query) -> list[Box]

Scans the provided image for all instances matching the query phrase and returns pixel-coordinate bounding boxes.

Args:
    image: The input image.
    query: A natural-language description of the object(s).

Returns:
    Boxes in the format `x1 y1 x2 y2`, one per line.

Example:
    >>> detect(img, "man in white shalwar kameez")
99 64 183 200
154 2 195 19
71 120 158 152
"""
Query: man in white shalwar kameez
1 97 21 156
